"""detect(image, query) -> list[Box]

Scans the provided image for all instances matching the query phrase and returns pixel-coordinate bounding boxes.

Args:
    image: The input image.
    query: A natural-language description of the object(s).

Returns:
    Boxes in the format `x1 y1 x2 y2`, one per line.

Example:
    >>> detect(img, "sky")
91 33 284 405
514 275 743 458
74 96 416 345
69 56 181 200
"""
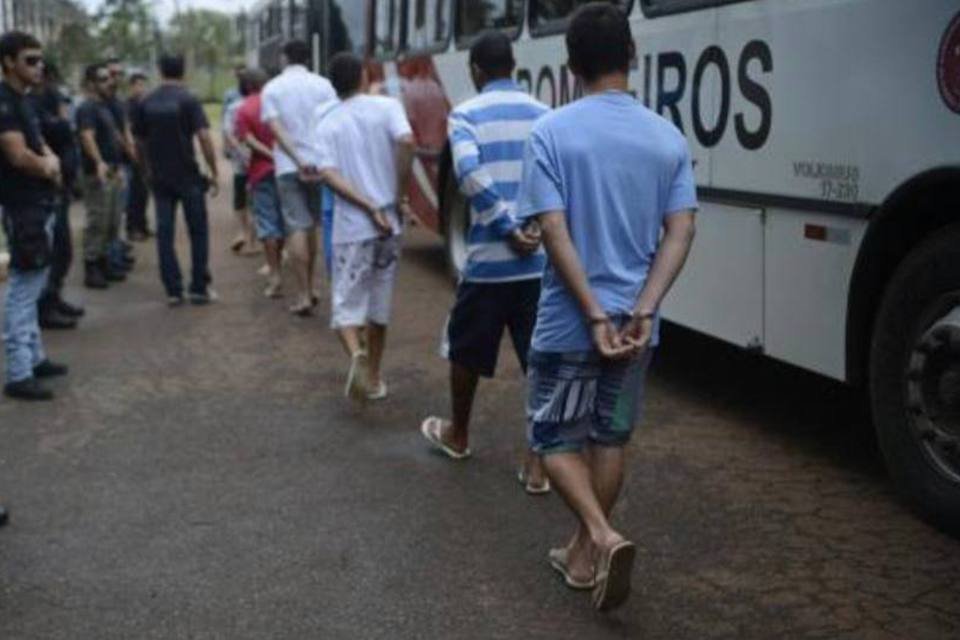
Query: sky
80 0 255 24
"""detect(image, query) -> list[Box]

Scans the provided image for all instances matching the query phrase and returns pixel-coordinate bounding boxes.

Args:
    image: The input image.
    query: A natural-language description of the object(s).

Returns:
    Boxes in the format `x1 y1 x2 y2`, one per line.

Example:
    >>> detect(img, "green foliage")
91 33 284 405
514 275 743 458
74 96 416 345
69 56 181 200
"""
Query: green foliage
45 0 239 101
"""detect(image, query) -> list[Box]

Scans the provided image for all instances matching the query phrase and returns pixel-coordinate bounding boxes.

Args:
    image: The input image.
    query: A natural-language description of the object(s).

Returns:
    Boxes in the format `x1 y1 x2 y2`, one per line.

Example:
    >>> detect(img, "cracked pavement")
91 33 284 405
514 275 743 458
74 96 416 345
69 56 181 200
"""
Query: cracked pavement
0 189 958 639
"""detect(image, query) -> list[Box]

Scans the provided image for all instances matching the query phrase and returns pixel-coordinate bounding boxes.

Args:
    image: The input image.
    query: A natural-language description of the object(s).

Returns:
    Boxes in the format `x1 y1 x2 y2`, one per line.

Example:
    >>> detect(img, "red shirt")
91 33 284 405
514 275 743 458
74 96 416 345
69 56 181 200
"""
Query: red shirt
234 93 275 187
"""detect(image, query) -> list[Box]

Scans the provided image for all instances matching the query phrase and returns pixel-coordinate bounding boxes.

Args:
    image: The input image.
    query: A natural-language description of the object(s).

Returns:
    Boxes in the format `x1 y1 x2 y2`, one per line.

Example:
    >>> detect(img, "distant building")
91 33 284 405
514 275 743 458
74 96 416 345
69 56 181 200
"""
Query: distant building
0 0 85 43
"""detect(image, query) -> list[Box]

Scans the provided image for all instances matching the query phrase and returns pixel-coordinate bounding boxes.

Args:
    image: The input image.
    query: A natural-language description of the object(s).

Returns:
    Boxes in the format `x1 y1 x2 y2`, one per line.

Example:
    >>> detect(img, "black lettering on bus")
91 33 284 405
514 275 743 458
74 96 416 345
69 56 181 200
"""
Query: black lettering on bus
558 65 582 105
735 40 772 150
537 66 557 107
642 53 652 108
516 68 533 94
656 52 686 132
692 45 730 148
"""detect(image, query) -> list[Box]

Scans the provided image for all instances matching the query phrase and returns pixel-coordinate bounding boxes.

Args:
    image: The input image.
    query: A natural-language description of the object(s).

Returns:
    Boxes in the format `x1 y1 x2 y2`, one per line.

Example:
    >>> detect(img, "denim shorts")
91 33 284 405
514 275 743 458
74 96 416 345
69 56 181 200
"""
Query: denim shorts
527 347 654 455
252 176 284 240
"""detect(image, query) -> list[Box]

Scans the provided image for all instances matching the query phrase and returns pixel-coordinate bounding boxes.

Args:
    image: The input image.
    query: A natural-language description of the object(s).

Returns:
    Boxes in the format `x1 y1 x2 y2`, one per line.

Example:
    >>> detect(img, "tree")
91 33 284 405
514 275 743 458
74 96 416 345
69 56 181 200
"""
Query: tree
167 9 236 101
95 0 158 68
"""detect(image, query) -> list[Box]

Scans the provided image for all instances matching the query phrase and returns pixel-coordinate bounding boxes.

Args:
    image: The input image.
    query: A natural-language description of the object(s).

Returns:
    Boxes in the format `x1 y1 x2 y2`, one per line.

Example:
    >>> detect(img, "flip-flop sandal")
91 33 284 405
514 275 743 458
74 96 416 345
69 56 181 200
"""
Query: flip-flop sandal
592 540 636 611
367 381 388 401
290 302 313 317
517 469 551 495
345 352 370 401
420 416 471 460
548 547 595 590
230 237 246 253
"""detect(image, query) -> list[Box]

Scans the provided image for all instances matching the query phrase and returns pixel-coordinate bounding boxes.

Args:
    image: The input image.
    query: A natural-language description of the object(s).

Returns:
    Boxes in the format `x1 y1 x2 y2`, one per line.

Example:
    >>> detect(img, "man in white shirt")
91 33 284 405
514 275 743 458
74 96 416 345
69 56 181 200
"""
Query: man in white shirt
260 40 336 316
310 52 415 402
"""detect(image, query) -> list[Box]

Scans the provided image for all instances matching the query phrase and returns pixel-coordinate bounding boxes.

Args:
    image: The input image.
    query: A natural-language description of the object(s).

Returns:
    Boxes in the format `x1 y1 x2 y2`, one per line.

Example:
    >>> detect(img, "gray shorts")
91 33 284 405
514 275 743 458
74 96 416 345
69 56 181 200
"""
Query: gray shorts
276 173 321 233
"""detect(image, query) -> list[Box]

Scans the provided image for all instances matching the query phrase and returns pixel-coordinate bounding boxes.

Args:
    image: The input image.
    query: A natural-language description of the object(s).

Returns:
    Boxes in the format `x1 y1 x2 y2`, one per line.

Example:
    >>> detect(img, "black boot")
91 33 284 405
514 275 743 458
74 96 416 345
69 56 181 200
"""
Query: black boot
56 298 85 318
3 378 54 401
0 504 8 527
39 308 78 330
84 261 109 289
102 258 126 283
33 360 69 378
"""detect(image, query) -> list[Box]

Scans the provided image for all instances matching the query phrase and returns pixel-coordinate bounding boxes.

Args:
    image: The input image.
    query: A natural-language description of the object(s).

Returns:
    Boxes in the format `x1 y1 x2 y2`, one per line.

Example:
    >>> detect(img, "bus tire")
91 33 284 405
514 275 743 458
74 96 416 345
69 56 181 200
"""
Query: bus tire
870 223 960 535
442 172 469 282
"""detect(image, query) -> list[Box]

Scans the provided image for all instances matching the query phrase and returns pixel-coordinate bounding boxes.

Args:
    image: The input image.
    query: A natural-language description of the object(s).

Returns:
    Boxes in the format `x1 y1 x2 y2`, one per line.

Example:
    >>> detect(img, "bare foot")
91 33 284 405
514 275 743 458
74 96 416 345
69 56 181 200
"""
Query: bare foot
563 536 596 585
436 419 468 454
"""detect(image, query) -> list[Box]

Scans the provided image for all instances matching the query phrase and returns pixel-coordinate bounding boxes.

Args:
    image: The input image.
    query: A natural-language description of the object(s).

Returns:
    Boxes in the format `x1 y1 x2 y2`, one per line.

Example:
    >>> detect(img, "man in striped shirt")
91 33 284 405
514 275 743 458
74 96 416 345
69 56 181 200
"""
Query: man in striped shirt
420 31 550 494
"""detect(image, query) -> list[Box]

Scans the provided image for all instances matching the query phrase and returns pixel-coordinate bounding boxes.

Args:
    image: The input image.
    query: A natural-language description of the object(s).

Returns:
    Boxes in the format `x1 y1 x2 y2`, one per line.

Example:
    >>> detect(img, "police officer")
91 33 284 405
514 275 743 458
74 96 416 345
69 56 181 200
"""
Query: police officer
31 61 84 329
0 31 69 400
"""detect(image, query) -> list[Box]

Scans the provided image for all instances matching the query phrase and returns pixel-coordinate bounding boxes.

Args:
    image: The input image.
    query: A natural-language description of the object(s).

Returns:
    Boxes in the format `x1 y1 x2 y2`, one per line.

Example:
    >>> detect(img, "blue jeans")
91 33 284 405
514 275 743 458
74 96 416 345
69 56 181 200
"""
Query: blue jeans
153 181 210 297
4 266 50 384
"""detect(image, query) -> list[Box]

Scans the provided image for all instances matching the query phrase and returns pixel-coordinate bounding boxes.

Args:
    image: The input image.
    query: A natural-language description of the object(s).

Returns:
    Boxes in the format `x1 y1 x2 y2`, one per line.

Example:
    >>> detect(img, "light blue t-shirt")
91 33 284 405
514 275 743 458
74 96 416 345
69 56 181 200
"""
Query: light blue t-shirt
516 91 698 352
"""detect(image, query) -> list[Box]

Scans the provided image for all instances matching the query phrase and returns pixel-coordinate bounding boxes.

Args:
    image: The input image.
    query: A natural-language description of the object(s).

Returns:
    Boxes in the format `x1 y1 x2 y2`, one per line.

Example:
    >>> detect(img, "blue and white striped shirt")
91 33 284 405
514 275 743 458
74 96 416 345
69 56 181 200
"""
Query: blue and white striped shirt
449 79 549 283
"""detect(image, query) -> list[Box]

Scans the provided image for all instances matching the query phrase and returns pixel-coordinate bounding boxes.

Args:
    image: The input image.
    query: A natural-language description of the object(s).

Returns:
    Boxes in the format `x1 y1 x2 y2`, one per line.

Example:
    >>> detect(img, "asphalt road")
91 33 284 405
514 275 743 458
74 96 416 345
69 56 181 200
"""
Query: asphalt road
1 187 958 639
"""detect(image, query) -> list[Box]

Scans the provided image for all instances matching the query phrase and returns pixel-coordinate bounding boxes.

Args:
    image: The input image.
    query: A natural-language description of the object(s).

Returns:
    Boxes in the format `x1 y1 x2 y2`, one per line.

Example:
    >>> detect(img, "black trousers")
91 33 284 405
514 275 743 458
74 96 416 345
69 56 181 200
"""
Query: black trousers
40 195 72 304
126 163 150 234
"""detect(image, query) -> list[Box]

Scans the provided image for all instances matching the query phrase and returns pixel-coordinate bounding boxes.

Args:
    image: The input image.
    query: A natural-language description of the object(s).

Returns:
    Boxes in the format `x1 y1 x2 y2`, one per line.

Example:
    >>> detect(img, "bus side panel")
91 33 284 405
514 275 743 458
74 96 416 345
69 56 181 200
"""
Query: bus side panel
714 0 960 204
763 210 866 381
661 203 765 349
624 8 718 189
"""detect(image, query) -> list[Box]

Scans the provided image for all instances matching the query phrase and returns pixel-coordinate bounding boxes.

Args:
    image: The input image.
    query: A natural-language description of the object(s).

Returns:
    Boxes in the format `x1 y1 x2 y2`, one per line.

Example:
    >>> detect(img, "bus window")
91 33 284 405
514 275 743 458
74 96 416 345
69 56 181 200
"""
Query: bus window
530 0 633 35
640 0 748 18
406 0 451 52
291 0 309 40
455 0 523 47
329 0 367 55
374 0 404 58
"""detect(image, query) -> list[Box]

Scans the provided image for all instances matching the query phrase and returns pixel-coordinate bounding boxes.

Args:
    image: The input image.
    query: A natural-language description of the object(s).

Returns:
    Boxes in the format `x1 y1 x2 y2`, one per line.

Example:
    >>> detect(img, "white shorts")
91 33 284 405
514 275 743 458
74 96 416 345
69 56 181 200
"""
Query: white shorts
331 235 402 329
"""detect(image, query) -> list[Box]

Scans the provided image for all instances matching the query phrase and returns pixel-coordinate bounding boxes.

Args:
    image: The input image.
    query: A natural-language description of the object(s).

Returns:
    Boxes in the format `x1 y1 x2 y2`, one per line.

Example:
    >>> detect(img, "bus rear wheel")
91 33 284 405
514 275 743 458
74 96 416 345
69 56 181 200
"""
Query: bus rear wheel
870 224 960 535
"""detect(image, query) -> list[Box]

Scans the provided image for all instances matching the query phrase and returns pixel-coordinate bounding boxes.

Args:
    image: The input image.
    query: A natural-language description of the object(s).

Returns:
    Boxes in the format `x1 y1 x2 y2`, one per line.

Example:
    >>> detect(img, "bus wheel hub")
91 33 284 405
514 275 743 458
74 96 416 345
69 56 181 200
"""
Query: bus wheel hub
907 303 960 483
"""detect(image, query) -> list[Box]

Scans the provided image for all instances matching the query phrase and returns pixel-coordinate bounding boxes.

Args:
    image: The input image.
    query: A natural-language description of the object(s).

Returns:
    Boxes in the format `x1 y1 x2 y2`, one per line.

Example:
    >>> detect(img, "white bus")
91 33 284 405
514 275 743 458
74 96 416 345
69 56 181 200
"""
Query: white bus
246 0 960 533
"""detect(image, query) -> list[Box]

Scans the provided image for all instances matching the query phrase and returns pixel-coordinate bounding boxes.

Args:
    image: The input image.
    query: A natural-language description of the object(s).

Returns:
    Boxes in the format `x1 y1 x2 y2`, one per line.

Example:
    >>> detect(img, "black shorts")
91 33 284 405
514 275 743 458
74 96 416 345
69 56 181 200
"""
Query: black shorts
233 173 248 211
443 278 541 378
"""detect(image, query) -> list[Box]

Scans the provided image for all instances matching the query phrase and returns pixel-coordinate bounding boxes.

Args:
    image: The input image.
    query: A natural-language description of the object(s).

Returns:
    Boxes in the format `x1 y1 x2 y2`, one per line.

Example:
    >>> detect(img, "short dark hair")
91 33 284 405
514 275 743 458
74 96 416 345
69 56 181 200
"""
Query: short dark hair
84 63 105 84
0 31 42 69
329 52 363 98
241 68 268 93
129 71 148 83
566 3 633 83
469 30 515 78
158 53 185 79
282 40 311 66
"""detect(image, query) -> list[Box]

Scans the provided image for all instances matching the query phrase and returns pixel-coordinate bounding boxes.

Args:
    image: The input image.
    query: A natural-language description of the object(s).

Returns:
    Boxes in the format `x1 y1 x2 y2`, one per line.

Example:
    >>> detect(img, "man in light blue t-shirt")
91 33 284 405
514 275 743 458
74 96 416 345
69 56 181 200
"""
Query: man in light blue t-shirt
515 3 697 612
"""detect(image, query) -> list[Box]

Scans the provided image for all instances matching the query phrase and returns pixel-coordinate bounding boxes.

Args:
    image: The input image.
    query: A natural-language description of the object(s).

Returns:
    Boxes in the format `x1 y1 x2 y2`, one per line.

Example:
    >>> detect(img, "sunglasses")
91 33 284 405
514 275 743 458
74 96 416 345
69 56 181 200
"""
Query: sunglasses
24 55 43 67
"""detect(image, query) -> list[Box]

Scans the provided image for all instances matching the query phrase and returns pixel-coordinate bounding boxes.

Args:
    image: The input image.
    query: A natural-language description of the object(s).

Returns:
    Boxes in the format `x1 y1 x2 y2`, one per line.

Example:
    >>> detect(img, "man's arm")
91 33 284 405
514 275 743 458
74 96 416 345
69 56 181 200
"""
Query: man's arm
635 212 696 316
394 133 414 215
241 131 272 159
78 128 108 182
121 124 136 164
196 127 219 192
317 166 392 236
449 113 537 254
619 212 696 349
267 119 307 172
539 211 633 359
0 131 59 181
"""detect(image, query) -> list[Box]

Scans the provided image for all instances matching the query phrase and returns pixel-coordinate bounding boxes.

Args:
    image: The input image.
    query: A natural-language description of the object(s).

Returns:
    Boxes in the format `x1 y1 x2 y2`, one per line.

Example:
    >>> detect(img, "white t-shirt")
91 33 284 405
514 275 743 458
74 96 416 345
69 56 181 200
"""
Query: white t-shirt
260 65 336 176
314 94 413 245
